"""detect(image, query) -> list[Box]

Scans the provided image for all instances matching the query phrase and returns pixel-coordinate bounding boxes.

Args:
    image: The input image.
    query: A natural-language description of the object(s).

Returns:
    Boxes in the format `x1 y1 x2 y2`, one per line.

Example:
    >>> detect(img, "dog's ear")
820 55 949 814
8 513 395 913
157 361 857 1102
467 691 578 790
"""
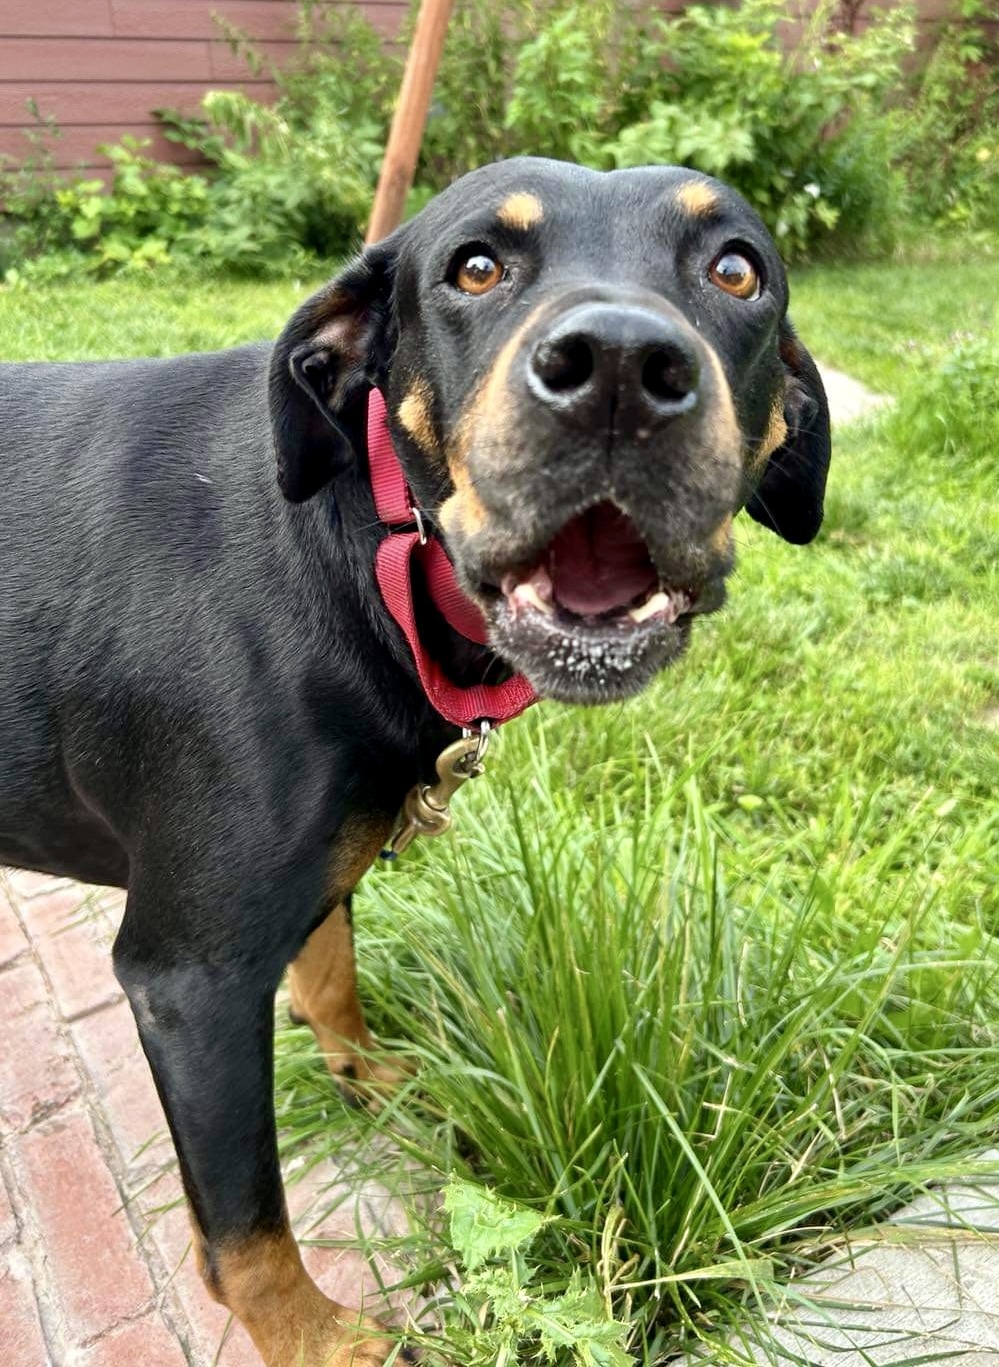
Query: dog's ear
746 321 831 545
269 235 401 502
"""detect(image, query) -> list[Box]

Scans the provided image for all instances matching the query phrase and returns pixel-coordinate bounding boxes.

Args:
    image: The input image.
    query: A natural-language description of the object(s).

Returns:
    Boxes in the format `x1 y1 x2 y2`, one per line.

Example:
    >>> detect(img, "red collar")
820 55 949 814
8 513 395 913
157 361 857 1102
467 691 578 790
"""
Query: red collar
367 388 537 730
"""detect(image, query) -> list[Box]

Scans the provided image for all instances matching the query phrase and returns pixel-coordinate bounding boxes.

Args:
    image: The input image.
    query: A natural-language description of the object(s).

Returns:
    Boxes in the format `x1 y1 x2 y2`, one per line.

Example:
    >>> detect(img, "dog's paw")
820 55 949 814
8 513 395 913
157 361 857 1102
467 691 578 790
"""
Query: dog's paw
326 1045 416 1111
272 1310 403 1366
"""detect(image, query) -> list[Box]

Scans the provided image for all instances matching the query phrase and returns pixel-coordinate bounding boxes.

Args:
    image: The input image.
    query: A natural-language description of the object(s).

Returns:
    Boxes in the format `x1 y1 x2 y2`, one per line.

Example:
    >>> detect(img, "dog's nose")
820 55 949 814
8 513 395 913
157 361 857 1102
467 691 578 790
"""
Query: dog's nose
528 304 700 424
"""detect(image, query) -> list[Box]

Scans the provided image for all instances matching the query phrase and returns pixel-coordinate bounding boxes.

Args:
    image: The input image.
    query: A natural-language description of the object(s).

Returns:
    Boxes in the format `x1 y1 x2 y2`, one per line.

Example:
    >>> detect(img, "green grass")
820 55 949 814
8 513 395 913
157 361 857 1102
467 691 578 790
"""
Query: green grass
789 251 999 394
0 272 324 360
4 253 998 1364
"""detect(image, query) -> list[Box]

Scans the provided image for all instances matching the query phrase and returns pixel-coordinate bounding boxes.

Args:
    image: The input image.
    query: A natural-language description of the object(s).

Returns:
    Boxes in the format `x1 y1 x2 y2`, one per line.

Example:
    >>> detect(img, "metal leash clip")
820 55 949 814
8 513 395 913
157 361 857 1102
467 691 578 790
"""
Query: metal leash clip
381 722 491 860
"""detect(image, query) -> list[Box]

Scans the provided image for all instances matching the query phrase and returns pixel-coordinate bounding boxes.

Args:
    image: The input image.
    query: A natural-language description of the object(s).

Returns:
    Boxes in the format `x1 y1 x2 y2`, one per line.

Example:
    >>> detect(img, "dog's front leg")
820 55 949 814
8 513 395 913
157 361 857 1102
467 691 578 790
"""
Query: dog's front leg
112 896 396 1367
288 897 411 1106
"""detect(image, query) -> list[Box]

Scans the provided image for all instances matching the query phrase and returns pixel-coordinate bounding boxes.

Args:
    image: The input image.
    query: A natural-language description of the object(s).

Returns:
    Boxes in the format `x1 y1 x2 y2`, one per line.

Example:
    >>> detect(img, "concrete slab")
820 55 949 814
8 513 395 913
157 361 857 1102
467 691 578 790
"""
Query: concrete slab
817 363 892 427
681 1161 999 1364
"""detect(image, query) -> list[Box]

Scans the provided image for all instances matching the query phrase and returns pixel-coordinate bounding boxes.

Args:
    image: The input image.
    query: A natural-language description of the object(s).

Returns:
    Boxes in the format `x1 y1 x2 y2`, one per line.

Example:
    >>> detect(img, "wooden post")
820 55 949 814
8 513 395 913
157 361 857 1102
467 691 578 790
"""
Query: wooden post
365 0 455 245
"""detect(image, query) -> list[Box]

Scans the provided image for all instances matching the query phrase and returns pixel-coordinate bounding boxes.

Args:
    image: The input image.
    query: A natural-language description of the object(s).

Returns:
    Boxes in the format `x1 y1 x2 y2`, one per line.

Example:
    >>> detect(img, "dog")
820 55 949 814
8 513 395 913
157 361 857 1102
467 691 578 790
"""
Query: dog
0 157 830 1365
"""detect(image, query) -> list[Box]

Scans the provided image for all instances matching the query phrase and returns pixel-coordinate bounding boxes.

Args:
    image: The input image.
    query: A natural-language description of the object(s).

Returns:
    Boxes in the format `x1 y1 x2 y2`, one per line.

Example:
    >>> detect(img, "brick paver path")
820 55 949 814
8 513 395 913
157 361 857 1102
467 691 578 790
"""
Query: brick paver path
0 869 412 1366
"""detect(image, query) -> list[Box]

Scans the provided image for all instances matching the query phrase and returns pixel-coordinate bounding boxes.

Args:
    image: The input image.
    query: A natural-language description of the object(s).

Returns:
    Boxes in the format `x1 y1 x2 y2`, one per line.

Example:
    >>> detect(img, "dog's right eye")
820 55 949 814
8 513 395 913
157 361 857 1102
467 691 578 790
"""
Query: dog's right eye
452 249 505 296
708 250 762 301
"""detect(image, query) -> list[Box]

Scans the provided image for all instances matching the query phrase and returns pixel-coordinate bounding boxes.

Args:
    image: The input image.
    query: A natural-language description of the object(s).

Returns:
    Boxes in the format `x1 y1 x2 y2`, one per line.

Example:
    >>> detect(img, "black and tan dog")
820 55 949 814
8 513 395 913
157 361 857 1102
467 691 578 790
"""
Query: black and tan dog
0 158 829 1364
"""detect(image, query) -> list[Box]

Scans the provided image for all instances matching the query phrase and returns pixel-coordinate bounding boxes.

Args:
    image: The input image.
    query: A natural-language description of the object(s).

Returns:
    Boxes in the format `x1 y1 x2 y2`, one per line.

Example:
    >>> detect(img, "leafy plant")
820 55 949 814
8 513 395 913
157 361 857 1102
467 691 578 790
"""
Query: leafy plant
165 88 385 272
416 0 535 186
0 100 69 272
504 2 626 168
424 0 918 258
59 138 209 272
420 1181 631 1367
156 5 397 272
3 136 209 279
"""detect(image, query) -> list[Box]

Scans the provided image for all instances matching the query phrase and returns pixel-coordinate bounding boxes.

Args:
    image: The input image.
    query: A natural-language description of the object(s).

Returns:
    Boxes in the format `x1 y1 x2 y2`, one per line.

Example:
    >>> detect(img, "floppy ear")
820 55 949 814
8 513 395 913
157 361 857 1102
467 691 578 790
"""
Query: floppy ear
746 321 831 545
269 236 400 502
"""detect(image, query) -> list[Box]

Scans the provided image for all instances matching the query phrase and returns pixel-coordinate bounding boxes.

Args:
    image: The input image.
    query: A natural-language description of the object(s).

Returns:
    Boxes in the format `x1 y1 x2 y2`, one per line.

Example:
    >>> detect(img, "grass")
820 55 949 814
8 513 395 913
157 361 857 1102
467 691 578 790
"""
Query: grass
0 272 317 361
789 251 999 394
3 250 998 1364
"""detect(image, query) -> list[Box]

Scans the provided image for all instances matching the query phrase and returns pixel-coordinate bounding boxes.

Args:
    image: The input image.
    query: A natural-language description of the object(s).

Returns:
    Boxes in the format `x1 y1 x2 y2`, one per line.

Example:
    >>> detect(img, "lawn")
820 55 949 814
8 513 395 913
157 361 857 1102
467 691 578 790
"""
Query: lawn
3 254 997 1364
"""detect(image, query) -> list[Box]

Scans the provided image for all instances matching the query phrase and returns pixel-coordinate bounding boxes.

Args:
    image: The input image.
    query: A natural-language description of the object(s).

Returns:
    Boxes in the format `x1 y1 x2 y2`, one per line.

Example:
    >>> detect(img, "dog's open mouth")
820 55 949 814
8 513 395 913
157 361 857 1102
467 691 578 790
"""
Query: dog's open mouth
482 501 707 704
499 501 694 630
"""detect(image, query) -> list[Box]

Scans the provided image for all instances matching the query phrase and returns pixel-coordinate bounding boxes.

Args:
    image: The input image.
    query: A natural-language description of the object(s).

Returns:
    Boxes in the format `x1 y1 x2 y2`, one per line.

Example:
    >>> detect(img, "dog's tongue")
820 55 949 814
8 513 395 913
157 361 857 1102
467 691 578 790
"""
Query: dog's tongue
549 502 657 615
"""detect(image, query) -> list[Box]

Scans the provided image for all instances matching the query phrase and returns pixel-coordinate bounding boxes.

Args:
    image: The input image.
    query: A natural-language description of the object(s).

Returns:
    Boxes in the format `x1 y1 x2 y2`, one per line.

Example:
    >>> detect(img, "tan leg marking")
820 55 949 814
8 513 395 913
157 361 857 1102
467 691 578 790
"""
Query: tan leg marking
677 180 719 216
290 815 409 1105
325 814 394 908
497 191 544 231
288 901 408 1101
212 1227 394 1367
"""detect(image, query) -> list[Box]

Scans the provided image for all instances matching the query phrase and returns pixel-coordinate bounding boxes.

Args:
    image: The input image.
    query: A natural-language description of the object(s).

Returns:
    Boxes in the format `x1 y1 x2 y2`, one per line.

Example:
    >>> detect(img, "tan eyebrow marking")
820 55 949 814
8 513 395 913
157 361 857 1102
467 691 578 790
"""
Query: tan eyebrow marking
497 191 544 231
677 181 719 216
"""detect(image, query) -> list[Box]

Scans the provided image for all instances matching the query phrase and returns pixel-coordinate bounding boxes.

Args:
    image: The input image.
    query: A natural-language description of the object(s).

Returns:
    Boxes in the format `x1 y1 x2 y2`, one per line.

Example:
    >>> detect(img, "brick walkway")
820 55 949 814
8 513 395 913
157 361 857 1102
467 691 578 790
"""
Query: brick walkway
0 869 413 1367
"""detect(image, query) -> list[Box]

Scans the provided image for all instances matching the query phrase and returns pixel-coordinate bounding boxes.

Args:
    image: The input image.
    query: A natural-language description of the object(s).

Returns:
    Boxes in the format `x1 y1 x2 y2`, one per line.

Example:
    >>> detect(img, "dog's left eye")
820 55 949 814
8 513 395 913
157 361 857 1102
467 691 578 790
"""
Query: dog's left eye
709 251 762 301
453 249 505 296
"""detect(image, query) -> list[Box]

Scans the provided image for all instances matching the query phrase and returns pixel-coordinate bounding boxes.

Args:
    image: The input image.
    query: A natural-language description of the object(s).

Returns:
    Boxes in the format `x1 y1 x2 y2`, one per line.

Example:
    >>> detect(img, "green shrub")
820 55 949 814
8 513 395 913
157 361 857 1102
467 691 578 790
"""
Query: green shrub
418 1 664 185
157 5 397 272
416 0 522 186
2 136 210 280
603 0 913 257
0 102 73 273
424 0 916 258
503 2 634 168
165 89 386 272
0 0 993 279
887 333 999 480
1 6 396 280
58 138 209 272
893 0 999 232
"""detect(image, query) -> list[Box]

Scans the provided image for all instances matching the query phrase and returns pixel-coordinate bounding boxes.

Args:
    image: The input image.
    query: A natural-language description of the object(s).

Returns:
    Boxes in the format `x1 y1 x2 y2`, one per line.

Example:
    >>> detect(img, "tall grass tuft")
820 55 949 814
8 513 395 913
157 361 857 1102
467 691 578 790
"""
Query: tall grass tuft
275 748 999 1362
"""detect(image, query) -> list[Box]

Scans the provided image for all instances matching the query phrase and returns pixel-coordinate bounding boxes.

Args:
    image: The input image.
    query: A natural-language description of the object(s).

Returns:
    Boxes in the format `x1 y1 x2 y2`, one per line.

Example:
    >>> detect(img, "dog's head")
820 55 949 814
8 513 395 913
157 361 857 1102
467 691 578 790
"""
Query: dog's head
270 158 830 705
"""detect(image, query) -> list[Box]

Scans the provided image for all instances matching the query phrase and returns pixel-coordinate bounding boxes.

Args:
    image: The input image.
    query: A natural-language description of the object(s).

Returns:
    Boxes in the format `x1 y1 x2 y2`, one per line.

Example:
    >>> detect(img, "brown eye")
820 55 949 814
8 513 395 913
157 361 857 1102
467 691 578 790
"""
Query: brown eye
709 251 761 300
454 251 504 296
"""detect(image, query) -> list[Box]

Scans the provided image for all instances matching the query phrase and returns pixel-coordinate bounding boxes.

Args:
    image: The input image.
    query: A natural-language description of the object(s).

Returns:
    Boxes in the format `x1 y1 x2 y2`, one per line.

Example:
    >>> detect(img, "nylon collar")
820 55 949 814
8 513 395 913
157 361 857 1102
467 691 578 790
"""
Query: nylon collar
367 388 537 730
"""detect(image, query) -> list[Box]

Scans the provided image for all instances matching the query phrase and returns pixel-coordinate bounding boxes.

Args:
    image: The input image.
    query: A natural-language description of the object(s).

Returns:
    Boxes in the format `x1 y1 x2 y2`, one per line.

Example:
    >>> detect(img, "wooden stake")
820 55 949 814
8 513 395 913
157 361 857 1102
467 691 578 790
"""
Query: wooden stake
365 0 455 245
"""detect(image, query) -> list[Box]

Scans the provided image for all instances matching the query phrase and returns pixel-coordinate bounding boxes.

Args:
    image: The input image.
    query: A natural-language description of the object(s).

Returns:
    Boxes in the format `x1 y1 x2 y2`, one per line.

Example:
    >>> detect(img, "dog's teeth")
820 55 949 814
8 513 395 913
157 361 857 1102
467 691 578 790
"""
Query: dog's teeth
628 591 673 624
512 581 555 616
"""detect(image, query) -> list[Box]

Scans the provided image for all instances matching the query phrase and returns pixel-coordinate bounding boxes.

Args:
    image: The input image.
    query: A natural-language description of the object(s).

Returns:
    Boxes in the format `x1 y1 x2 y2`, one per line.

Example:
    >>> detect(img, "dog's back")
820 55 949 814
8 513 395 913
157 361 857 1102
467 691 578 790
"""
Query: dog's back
0 348 275 884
